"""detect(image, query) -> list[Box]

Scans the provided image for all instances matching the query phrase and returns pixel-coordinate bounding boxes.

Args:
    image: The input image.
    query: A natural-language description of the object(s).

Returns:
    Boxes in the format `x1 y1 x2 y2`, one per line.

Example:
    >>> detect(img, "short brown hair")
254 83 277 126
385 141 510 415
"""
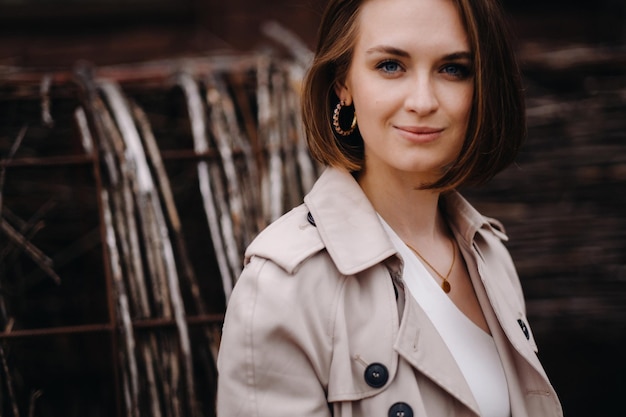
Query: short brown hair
301 0 526 190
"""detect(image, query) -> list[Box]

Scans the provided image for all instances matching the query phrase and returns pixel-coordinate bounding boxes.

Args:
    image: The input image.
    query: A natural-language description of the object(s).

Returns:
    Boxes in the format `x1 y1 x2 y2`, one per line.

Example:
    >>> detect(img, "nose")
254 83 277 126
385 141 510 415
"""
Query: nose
404 73 439 115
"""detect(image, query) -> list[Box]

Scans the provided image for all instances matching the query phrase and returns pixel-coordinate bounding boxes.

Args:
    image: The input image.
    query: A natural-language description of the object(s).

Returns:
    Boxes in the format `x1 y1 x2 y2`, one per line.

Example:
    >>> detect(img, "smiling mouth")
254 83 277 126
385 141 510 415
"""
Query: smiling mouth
394 126 444 142
396 126 444 134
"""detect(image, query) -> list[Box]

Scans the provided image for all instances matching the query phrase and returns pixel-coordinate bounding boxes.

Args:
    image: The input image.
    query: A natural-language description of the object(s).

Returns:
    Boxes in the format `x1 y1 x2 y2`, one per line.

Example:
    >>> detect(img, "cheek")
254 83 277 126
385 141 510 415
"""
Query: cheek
353 84 399 122
353 89 378 123
446 86 473 128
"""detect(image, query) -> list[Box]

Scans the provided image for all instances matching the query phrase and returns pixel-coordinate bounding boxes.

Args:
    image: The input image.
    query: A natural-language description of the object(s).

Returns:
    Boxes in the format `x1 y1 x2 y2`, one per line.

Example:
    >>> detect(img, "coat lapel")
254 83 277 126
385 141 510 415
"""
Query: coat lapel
394 291 482 416
467 240 547 378
442 192 545 376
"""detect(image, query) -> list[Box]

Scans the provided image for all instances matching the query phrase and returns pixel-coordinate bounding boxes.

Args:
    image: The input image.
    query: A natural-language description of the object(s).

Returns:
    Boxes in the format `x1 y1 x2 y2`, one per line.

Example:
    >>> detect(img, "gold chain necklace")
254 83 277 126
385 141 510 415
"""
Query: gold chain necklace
404 238 456 293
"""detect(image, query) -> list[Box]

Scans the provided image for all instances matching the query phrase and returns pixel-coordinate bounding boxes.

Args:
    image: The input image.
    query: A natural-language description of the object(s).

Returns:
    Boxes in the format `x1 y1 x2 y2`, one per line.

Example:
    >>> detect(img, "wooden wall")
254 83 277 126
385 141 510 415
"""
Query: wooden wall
0 1 624 68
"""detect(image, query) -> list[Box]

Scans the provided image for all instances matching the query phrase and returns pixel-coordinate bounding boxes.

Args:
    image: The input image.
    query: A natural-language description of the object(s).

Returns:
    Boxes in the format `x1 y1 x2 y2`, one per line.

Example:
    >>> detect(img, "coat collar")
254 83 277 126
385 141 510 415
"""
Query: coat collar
304 167 503 276
441 191 509 246
303 167 398 276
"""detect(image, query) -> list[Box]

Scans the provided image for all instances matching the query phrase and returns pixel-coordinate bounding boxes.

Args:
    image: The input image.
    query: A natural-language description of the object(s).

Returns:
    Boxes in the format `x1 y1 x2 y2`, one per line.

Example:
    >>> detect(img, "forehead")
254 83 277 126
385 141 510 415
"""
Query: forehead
354 0 469 53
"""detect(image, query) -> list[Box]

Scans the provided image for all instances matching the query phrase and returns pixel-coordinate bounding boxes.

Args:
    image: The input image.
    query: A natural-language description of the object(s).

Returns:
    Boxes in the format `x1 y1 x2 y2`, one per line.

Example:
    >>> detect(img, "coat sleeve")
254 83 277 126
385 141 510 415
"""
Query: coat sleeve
216 256 333 417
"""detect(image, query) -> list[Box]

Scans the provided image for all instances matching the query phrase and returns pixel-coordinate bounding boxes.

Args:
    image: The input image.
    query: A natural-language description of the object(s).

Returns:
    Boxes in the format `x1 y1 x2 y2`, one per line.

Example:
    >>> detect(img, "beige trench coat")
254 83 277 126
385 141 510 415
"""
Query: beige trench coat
217 167 562 417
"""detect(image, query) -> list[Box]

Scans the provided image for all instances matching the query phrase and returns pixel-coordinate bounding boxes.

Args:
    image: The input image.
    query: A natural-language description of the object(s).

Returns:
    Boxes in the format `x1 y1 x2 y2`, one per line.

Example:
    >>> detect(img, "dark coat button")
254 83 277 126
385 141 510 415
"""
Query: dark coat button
307 212 316 226
364 363 389 388
388 402 413 417
517 319 530 340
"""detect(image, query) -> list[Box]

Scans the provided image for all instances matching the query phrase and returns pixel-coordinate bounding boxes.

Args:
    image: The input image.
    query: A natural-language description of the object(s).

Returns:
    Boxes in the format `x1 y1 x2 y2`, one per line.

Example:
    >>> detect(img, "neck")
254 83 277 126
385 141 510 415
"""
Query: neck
357 166 447 246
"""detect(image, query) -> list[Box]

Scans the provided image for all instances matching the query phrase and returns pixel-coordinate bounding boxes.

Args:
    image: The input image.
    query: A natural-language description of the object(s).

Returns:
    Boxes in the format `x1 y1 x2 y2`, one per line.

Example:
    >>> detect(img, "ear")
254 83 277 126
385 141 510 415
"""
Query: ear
333 80 352 106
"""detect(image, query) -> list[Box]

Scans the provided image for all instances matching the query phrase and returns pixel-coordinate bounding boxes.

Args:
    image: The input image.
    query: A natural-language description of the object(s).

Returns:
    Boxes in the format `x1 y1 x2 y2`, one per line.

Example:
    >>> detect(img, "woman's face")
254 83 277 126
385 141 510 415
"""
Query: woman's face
337 0 474 185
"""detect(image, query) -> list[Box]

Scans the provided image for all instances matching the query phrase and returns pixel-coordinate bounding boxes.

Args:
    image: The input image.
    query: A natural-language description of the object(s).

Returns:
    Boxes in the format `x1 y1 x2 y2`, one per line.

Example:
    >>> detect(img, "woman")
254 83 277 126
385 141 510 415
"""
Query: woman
217 0 563 415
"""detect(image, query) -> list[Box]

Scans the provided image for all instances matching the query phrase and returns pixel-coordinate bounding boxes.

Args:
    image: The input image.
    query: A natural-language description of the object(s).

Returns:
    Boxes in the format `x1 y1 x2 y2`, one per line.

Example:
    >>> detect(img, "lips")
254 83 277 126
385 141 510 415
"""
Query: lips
395 126 443 134
394 125 444 143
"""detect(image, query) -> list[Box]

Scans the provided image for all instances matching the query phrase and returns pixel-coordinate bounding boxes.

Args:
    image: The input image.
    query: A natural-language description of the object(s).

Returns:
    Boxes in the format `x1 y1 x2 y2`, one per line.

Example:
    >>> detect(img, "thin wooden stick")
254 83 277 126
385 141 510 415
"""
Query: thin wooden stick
96 93 169 417
274 69 301 210
75 67 145 416
27 390 43 417
256 56 284 223
40 74 54 128
0 314 20 417
0 125 27 218
155 332 175 417
132 99 221 350
132 100 220 407
267 70 285 221
226 71 267 234
94 95 153 319
0 340 20 417
119 345 135 417
79 69 164 416
101 189 140 417
286 63 317 193
205 74 247 279
131 101 201 314
207 73 259 247
74 106 95 155
100 80 198 417
0 202 50 270
177 71 234 301
166 337 181 417
209 156 237 289
76 67 146 317
260 21 314 68
140 337 163 417
0 219 61 285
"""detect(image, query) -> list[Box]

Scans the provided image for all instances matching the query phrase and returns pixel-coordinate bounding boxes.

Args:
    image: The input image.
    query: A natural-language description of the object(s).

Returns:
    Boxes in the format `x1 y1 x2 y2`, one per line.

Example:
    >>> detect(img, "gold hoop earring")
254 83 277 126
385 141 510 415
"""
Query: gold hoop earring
332 101 357 136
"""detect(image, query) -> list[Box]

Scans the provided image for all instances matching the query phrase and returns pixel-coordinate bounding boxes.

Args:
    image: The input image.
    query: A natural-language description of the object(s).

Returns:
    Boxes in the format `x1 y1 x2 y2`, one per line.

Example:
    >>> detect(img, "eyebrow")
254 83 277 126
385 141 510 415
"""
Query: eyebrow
365 45 473 61
365 45 411 58
444 51 473 61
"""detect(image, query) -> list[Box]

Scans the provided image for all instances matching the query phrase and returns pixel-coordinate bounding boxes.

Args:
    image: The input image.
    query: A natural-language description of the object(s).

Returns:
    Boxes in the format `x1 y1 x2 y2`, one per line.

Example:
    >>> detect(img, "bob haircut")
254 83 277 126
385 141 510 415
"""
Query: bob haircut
302 0 526 190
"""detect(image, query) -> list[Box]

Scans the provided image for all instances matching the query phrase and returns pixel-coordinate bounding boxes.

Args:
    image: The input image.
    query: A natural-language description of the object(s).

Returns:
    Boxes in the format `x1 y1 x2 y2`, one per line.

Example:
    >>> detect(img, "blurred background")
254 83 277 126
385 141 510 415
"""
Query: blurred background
0 0 624 416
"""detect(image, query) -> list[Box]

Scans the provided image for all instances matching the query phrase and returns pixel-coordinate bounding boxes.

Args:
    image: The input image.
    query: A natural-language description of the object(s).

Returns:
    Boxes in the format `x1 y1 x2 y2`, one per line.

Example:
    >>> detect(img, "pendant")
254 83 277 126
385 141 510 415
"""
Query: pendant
441 280 451 293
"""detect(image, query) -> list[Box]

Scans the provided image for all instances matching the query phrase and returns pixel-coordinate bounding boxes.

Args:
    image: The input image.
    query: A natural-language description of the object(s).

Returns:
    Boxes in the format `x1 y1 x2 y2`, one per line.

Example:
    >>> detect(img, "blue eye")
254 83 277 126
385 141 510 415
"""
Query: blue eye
377 60 402 74
441 64 472 79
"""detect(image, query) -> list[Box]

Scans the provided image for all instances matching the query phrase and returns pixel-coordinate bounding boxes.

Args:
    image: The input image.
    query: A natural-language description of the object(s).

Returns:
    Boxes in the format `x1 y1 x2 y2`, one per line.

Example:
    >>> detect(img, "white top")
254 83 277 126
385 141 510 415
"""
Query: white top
379 217 511 417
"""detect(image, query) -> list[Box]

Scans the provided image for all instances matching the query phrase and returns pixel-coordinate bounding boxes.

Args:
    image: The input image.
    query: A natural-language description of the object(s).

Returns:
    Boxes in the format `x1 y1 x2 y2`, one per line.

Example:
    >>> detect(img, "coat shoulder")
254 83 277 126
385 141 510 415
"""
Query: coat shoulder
245 204 326 274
